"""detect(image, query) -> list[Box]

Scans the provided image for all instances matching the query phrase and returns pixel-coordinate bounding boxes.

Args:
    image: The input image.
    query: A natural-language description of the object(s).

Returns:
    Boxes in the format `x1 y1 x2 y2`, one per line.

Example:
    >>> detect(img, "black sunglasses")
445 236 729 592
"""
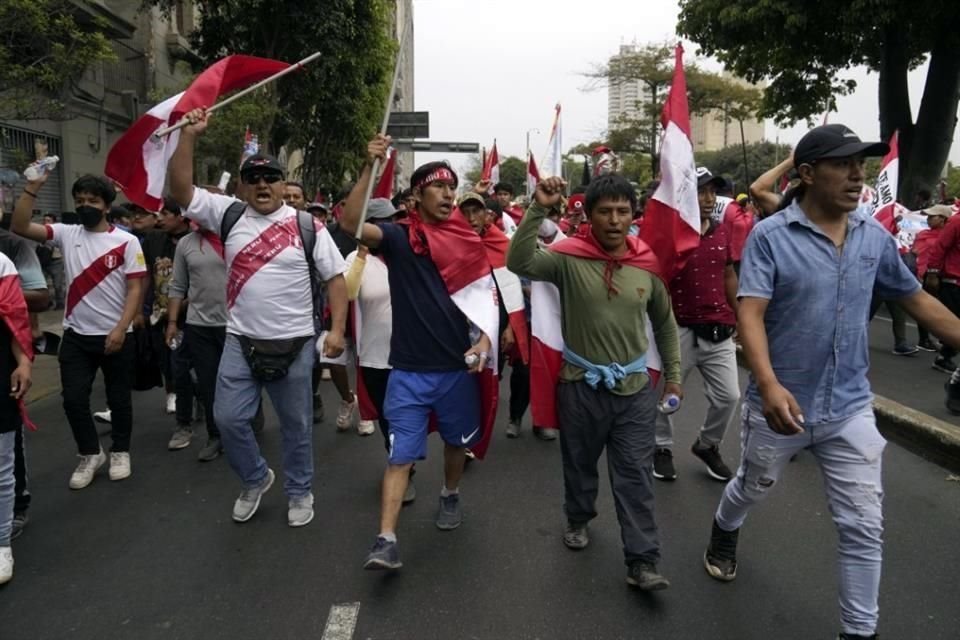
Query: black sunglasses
241 172 283 185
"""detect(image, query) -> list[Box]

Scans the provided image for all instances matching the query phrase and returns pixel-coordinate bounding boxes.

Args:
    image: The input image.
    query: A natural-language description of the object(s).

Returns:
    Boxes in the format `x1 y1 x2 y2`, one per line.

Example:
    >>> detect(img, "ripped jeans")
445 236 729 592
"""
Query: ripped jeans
715 404 886 637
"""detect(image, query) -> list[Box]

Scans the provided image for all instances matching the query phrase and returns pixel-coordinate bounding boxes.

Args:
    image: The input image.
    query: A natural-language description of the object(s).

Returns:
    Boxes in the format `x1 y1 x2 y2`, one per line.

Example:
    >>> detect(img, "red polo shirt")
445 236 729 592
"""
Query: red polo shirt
669 220 735 326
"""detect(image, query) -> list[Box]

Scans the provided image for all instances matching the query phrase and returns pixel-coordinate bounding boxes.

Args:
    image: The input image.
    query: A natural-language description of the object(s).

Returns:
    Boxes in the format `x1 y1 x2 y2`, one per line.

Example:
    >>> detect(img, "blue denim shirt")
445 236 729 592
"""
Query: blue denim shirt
738 201 921 424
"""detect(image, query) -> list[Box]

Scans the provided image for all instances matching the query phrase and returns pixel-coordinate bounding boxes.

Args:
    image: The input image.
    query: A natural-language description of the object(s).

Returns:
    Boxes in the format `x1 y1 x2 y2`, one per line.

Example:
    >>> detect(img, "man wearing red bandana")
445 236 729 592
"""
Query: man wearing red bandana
341 135 497 572
508 174 682 591
0 252 34 584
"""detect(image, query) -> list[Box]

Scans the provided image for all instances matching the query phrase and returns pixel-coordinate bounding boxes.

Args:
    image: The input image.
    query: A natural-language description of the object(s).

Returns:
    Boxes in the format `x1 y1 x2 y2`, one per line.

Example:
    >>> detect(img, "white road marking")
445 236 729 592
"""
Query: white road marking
321 602 360 640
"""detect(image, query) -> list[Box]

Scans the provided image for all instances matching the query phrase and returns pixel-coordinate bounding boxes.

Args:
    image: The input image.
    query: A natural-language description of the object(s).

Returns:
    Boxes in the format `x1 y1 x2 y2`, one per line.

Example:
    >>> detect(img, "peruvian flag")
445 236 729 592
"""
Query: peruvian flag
0 254 36 430
397 211 501 459
526 152 540 198
640 44 700 281
481 140 500 189
542 103 563 178
482 225 529 365
871 131 899 220
373 148 397 199
105 55 291 211
528 235 664 430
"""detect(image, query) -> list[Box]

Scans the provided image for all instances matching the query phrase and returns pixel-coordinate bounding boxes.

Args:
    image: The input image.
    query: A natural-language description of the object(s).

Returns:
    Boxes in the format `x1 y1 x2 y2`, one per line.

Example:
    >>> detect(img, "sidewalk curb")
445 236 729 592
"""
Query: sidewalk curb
735 349 960 473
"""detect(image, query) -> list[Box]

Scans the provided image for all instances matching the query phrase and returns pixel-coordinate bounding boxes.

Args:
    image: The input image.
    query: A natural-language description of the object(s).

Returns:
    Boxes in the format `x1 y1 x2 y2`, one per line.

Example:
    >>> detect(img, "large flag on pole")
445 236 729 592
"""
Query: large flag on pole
526 152 540 198
481 140 500 188
105 55 291 211
241 126 259 166
542 103 563 178
373 147 397 199
640 44 700 281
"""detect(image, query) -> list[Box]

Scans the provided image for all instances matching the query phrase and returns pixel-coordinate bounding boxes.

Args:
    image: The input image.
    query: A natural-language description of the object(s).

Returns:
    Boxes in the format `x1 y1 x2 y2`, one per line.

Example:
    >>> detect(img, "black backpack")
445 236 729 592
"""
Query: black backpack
219 201 320 321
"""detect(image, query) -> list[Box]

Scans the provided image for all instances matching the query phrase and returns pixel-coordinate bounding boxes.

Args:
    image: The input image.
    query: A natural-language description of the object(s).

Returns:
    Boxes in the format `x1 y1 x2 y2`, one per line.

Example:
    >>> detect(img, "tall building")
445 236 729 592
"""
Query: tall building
606 45 765 153
392 0 415 192
0 1 200 214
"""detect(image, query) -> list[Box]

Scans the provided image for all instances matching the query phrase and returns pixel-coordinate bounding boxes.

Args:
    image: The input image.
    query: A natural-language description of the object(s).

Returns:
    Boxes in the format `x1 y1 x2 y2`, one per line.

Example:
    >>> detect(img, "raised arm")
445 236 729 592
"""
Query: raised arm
168 107 208 211
10 173 53 243
339 135 392 248
506 176 566 282
749 153 793 216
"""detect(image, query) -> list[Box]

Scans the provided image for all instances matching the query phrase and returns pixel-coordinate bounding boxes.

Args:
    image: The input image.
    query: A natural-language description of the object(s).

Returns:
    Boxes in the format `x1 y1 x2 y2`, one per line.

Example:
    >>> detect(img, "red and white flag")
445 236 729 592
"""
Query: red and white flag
526 152 541 198
541 103 563 178
241 126 259 166
105 55 291 211
373 147 397 199
481 140 500 189
871 130 899 216
640 44 700 281
0 254 35 430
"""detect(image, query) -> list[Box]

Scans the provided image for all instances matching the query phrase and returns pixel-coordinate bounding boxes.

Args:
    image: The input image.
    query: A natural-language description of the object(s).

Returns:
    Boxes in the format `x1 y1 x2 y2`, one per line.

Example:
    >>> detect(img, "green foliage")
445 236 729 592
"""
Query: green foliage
142 0 396 191
694 141 793 191
945 164 960 202
0 0 116 120
463 155 527 192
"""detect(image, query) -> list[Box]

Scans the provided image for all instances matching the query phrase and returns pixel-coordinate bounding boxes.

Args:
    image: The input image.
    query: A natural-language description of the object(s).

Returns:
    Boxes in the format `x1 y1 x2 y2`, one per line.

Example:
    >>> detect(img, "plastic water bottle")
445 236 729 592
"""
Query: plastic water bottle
464 353 479 368
169 330 184 351
23 156 59 180
658 393 681 415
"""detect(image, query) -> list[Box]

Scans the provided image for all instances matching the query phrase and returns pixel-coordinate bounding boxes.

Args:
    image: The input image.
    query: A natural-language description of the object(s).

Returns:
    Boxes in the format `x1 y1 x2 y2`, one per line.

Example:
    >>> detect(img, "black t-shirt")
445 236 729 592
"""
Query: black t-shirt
373 224 469 371
0 324 21 432
327 221 358 259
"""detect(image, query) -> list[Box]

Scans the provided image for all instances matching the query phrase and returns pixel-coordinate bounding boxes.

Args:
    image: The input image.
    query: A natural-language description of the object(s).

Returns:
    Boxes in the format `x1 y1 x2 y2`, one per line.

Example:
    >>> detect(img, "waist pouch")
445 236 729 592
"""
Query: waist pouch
237 335 311 382
687 323 735 344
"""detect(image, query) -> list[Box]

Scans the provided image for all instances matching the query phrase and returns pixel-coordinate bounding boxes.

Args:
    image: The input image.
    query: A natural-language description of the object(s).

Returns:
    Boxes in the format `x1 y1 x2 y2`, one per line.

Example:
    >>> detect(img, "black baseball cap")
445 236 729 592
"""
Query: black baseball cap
239 154 285 177
794 124 888 167
696 167 725 190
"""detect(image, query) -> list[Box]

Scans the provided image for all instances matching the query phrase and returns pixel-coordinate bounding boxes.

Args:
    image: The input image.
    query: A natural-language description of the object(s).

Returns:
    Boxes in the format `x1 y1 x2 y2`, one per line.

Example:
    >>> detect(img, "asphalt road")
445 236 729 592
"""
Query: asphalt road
3 363 959 640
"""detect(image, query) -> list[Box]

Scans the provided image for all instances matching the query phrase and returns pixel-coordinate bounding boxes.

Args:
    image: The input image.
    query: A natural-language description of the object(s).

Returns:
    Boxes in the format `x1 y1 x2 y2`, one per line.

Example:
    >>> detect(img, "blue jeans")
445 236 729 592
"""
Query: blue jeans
0 431 15 546
215 334 315 498
715 404 886 636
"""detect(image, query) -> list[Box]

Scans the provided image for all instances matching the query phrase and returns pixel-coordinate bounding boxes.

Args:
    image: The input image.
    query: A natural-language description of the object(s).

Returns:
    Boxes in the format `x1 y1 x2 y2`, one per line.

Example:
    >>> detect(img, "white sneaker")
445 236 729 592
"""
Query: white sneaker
69 450 106 489
0 547 12 584
288 493 315 527
357 420 376 436
165 393 177 414
336 395 357 431
109 452 131 481
93 409 112 424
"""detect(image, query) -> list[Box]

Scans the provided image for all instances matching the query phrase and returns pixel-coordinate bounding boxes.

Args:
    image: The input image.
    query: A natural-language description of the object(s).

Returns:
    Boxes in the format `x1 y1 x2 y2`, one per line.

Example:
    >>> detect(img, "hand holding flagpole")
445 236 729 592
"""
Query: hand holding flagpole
150 51 323 140
355 21 410 239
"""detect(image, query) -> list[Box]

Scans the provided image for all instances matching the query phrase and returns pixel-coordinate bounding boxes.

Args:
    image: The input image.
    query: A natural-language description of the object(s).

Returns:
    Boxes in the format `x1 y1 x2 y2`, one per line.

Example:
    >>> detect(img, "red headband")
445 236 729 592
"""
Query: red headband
415 167 457 190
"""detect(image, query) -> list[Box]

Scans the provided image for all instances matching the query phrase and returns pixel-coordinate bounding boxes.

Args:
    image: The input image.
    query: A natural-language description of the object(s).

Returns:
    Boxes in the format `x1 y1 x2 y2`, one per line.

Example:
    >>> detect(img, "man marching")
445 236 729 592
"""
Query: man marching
508 174 682 591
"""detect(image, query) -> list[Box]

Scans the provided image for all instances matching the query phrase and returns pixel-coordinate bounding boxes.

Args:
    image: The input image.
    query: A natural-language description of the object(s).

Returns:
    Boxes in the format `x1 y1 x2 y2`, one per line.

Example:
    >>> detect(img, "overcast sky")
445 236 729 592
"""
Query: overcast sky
411 0 959 178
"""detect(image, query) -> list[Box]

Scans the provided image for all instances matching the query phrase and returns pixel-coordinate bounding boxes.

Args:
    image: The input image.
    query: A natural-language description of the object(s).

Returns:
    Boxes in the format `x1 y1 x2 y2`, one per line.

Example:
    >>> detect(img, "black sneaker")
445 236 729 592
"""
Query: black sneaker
704 519 739 582
691 438 733 481
563 522 589 550
435 494 463 530
917 339 939 352
363 536 402 570
932 356 958 374
945 380 960 415
10 511 27 541
626 561 670 591
653 448 676 481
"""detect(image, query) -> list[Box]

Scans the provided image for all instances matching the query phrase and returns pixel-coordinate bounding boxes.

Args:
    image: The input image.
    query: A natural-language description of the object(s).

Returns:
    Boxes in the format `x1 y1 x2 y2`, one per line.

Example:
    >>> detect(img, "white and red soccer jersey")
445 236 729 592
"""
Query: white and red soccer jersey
46 224 146 336
186 189 346 340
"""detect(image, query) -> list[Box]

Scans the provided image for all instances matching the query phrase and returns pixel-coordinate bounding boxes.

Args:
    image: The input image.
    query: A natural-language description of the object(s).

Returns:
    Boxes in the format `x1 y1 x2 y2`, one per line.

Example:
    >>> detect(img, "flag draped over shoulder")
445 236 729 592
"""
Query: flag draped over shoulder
640 44 700 281
0 255 35 430
481 225 529 366
105 55 291 211
396 210 500 459
528 234 664 430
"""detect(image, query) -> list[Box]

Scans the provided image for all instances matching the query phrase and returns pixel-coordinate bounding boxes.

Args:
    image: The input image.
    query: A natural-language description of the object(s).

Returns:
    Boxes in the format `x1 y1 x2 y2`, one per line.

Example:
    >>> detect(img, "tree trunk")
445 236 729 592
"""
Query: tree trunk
901 39 960 205
877 22 914 199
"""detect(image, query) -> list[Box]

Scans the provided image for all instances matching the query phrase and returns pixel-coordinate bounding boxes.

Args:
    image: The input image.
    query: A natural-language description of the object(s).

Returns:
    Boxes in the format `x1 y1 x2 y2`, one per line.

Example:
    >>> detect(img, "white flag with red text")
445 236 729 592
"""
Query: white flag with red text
541 103 563 178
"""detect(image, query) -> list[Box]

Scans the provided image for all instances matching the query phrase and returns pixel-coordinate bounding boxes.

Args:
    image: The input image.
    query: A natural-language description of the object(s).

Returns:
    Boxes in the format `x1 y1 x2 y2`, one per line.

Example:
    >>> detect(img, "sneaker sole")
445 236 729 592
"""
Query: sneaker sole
892 350 919 356
436 519 462 531
563 538 589 550
69 457 106 489
703 550 737 582
288 511 315 528
93 416 111 424
197 450 222 462
652 470 677 481
363 557 402 571
232 470 275 523
626 575 670 591
0 573 11 585
932 364 957 374
505 431 520 439
168 441 192 451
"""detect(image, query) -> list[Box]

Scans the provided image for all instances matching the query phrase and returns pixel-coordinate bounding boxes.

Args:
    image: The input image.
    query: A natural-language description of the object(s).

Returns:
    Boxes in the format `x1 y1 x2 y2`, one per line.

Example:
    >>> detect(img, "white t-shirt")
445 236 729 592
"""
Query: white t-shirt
186 189 346 340
346 251 392 369
45 223 146 336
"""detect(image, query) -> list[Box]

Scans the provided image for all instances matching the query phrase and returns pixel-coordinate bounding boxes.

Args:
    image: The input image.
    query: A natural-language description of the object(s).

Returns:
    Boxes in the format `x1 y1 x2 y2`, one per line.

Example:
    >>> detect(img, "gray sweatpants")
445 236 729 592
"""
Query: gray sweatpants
558 380 660 565
655 327 739 448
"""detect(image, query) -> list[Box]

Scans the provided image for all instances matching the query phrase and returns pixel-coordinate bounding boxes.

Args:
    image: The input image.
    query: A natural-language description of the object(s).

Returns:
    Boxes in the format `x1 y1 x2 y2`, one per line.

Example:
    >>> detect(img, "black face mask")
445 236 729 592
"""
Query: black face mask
76 205 104 228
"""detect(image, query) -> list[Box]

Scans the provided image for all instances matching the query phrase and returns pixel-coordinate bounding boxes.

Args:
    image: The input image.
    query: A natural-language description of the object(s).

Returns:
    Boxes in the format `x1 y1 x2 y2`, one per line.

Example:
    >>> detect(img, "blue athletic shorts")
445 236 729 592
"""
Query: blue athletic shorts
383 369 481 464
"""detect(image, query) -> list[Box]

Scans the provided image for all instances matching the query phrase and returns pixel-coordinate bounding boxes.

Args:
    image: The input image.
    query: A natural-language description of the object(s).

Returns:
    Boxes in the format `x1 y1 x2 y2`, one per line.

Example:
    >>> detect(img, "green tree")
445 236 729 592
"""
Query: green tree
694 141 793 191
678 0 960 203
142 0 395 191
463 155 527 193
0 0 116 120
585 42 761 172
945 164 960 202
